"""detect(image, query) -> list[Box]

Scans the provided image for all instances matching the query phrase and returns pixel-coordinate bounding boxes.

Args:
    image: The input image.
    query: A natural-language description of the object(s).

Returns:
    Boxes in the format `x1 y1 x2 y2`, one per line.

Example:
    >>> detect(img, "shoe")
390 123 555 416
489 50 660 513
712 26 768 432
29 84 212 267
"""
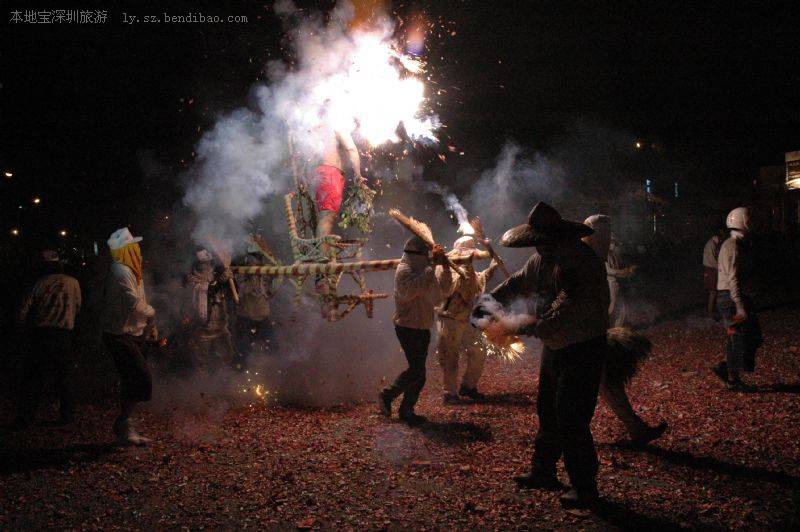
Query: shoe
443 393 465 405
116 428 152 447
378 390 393 417
726 377 744 391
459 385 486 402
629 421 668 448
56 415 75 426
560 487 599 509
513 471 562 491
398 412 427 426
10 418 32 430
711 362 728 384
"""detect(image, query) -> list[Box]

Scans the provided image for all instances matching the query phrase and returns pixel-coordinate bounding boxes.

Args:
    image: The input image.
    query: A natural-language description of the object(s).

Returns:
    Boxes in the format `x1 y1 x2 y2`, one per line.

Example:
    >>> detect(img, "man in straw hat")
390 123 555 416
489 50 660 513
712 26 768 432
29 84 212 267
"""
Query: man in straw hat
100 227 157 446
475 202 609 508
378 236 452 426
436 236 499 404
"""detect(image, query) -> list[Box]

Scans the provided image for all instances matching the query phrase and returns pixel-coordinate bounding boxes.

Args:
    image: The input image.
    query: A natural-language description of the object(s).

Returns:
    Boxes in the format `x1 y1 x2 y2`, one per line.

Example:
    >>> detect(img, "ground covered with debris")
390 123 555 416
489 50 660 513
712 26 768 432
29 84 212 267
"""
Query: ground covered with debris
2 307 799 530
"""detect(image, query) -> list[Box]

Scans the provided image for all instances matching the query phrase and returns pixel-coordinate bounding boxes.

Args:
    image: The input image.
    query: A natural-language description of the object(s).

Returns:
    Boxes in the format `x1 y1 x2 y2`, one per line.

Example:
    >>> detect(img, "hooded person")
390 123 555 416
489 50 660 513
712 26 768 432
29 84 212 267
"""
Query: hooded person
436 236 498 403
472 202 609 509
605 233 635 327
15 249 82 427
713 207 762 389
185 247 235 372
233 241 277 368
378 235 453 426
100 228 156 446
583 215 667 447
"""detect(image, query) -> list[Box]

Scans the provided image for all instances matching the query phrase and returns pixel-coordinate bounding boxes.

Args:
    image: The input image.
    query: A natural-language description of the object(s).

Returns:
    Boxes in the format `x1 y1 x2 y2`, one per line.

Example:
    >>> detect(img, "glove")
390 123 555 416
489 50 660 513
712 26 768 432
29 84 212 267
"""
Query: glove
431 244 448 265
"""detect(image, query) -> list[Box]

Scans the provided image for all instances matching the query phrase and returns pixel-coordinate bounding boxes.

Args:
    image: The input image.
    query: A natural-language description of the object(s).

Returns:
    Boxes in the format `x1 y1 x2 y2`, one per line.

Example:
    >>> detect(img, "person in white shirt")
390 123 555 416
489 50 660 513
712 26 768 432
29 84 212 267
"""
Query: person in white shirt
15 250 81 427
378 236 452 426
713 208 762 389
101 228 157 446
702 227 726 318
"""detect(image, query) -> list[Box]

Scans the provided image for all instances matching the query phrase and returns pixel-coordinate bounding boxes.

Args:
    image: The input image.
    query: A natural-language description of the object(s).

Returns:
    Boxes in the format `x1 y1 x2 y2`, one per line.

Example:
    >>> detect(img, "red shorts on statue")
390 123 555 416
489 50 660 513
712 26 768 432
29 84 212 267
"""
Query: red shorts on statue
315 165 345 213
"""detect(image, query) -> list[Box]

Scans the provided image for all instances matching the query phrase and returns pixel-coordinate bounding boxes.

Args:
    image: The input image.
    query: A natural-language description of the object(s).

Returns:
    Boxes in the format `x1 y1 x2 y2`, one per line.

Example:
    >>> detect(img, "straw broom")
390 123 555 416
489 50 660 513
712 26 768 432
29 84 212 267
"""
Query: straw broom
388 208 466 278
468 217 510 279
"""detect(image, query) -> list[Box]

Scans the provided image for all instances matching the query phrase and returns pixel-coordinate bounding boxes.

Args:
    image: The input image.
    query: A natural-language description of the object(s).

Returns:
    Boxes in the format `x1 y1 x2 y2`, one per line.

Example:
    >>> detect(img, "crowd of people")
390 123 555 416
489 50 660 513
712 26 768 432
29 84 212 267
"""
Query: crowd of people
11 193 761 509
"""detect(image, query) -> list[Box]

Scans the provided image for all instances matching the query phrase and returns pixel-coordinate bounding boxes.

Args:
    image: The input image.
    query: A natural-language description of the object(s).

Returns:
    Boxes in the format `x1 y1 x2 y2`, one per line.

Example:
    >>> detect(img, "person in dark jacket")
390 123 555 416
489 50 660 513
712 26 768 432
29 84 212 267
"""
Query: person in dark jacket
15 249 81 427
472 202 609 509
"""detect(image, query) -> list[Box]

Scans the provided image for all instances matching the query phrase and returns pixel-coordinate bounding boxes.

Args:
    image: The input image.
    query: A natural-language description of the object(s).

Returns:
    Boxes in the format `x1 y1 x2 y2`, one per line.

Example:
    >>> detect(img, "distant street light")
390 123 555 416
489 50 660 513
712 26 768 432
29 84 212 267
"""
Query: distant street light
634 141 643 150
3 171 12 178
59 229 68 237
10 228 20 236
32 197 41 205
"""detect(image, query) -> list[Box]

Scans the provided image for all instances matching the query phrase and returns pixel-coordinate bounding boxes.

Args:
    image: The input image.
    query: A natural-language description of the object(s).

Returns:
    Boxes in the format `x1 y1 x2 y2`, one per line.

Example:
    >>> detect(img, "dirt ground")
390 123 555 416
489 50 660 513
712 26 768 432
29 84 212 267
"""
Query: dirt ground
1 307 799 530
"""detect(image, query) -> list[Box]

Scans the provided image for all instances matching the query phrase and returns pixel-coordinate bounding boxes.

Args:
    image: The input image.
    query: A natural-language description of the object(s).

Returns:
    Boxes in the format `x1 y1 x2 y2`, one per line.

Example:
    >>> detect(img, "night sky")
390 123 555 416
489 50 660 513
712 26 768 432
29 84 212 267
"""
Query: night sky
2 0 799 245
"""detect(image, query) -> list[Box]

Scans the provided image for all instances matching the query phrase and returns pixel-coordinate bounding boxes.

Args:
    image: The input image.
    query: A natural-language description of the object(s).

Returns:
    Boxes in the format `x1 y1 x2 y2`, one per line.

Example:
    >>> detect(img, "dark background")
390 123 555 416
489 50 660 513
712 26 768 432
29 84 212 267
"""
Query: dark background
2 0 799 247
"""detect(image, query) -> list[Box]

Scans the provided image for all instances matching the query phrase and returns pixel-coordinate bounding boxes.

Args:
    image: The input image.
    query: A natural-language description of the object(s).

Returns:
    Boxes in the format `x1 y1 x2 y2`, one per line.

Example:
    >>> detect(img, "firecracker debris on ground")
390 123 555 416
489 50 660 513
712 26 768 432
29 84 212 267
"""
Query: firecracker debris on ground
1 307 799 530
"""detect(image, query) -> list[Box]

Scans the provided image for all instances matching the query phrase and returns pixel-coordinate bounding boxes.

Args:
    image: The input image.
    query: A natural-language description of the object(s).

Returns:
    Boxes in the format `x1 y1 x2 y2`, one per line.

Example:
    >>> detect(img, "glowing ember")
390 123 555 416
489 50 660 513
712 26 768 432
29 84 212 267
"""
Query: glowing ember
482 333 526 362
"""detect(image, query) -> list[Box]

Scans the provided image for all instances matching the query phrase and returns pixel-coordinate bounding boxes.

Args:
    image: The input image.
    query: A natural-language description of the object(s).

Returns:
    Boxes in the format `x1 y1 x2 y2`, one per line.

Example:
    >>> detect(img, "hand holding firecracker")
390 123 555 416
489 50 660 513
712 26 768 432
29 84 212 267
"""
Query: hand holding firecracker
471 294 534 355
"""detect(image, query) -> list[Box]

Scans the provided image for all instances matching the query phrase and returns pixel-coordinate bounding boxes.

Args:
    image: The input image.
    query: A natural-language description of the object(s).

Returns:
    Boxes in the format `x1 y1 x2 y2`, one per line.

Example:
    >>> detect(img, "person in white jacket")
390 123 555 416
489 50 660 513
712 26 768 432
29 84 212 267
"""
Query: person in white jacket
378 236 452 426
101 228 157 446
713 208 762 389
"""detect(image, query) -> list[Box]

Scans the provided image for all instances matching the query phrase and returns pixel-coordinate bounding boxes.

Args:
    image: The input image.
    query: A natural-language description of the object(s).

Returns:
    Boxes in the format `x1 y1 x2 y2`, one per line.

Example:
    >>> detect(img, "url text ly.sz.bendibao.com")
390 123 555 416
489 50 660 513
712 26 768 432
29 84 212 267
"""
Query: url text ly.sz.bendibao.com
123 12 249 24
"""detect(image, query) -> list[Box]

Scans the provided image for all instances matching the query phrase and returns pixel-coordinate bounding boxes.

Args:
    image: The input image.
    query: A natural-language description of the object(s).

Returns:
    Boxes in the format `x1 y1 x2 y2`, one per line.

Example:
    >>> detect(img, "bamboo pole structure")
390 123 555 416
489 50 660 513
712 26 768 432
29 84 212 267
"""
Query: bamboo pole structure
232 250 490 277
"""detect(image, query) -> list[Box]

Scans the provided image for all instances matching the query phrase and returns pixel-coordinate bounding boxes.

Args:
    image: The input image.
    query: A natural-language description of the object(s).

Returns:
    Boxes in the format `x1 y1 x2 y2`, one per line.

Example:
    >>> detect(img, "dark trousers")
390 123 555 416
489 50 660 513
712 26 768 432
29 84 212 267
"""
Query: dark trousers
533 336 606 491
717 291 761 372
17 327 75 422
384 326 431 414
103 333 152 403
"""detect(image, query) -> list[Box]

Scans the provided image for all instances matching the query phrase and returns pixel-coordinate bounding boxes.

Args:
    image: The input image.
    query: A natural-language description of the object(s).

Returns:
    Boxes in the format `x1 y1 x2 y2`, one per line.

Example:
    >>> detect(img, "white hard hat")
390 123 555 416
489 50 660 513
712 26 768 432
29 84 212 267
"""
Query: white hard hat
107 227 143 250
726 207 750 232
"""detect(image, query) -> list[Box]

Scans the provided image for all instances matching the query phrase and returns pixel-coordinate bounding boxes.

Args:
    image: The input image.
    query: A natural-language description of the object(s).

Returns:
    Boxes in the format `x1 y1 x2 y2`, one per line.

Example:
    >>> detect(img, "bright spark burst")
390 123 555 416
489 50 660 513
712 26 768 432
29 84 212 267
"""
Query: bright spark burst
306 30 438 146
481 332 526 363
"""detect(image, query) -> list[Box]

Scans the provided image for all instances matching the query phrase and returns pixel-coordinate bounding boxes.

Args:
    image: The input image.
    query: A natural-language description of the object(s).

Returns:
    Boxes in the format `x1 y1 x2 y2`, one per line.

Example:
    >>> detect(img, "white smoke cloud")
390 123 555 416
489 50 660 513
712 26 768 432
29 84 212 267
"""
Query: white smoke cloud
183 0 439 252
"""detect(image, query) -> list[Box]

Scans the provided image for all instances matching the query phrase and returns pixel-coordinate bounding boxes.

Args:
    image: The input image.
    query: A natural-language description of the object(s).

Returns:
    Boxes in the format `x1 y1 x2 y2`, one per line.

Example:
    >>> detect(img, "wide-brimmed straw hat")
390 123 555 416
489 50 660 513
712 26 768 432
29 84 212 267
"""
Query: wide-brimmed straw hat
500 202 593 248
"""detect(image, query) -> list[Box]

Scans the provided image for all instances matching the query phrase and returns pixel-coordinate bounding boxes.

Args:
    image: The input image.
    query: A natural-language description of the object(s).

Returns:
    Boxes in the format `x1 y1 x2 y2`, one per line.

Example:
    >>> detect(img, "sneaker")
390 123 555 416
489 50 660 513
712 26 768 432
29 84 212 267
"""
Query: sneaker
378 390 393 417
443 393 465 405
398 412 427 426
726 377 745 391
459 385 486 402
629 421 668 448
711 362 728 384
116 428 152 447
513 470 563 491
560 487 599 509
10 417 32 430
